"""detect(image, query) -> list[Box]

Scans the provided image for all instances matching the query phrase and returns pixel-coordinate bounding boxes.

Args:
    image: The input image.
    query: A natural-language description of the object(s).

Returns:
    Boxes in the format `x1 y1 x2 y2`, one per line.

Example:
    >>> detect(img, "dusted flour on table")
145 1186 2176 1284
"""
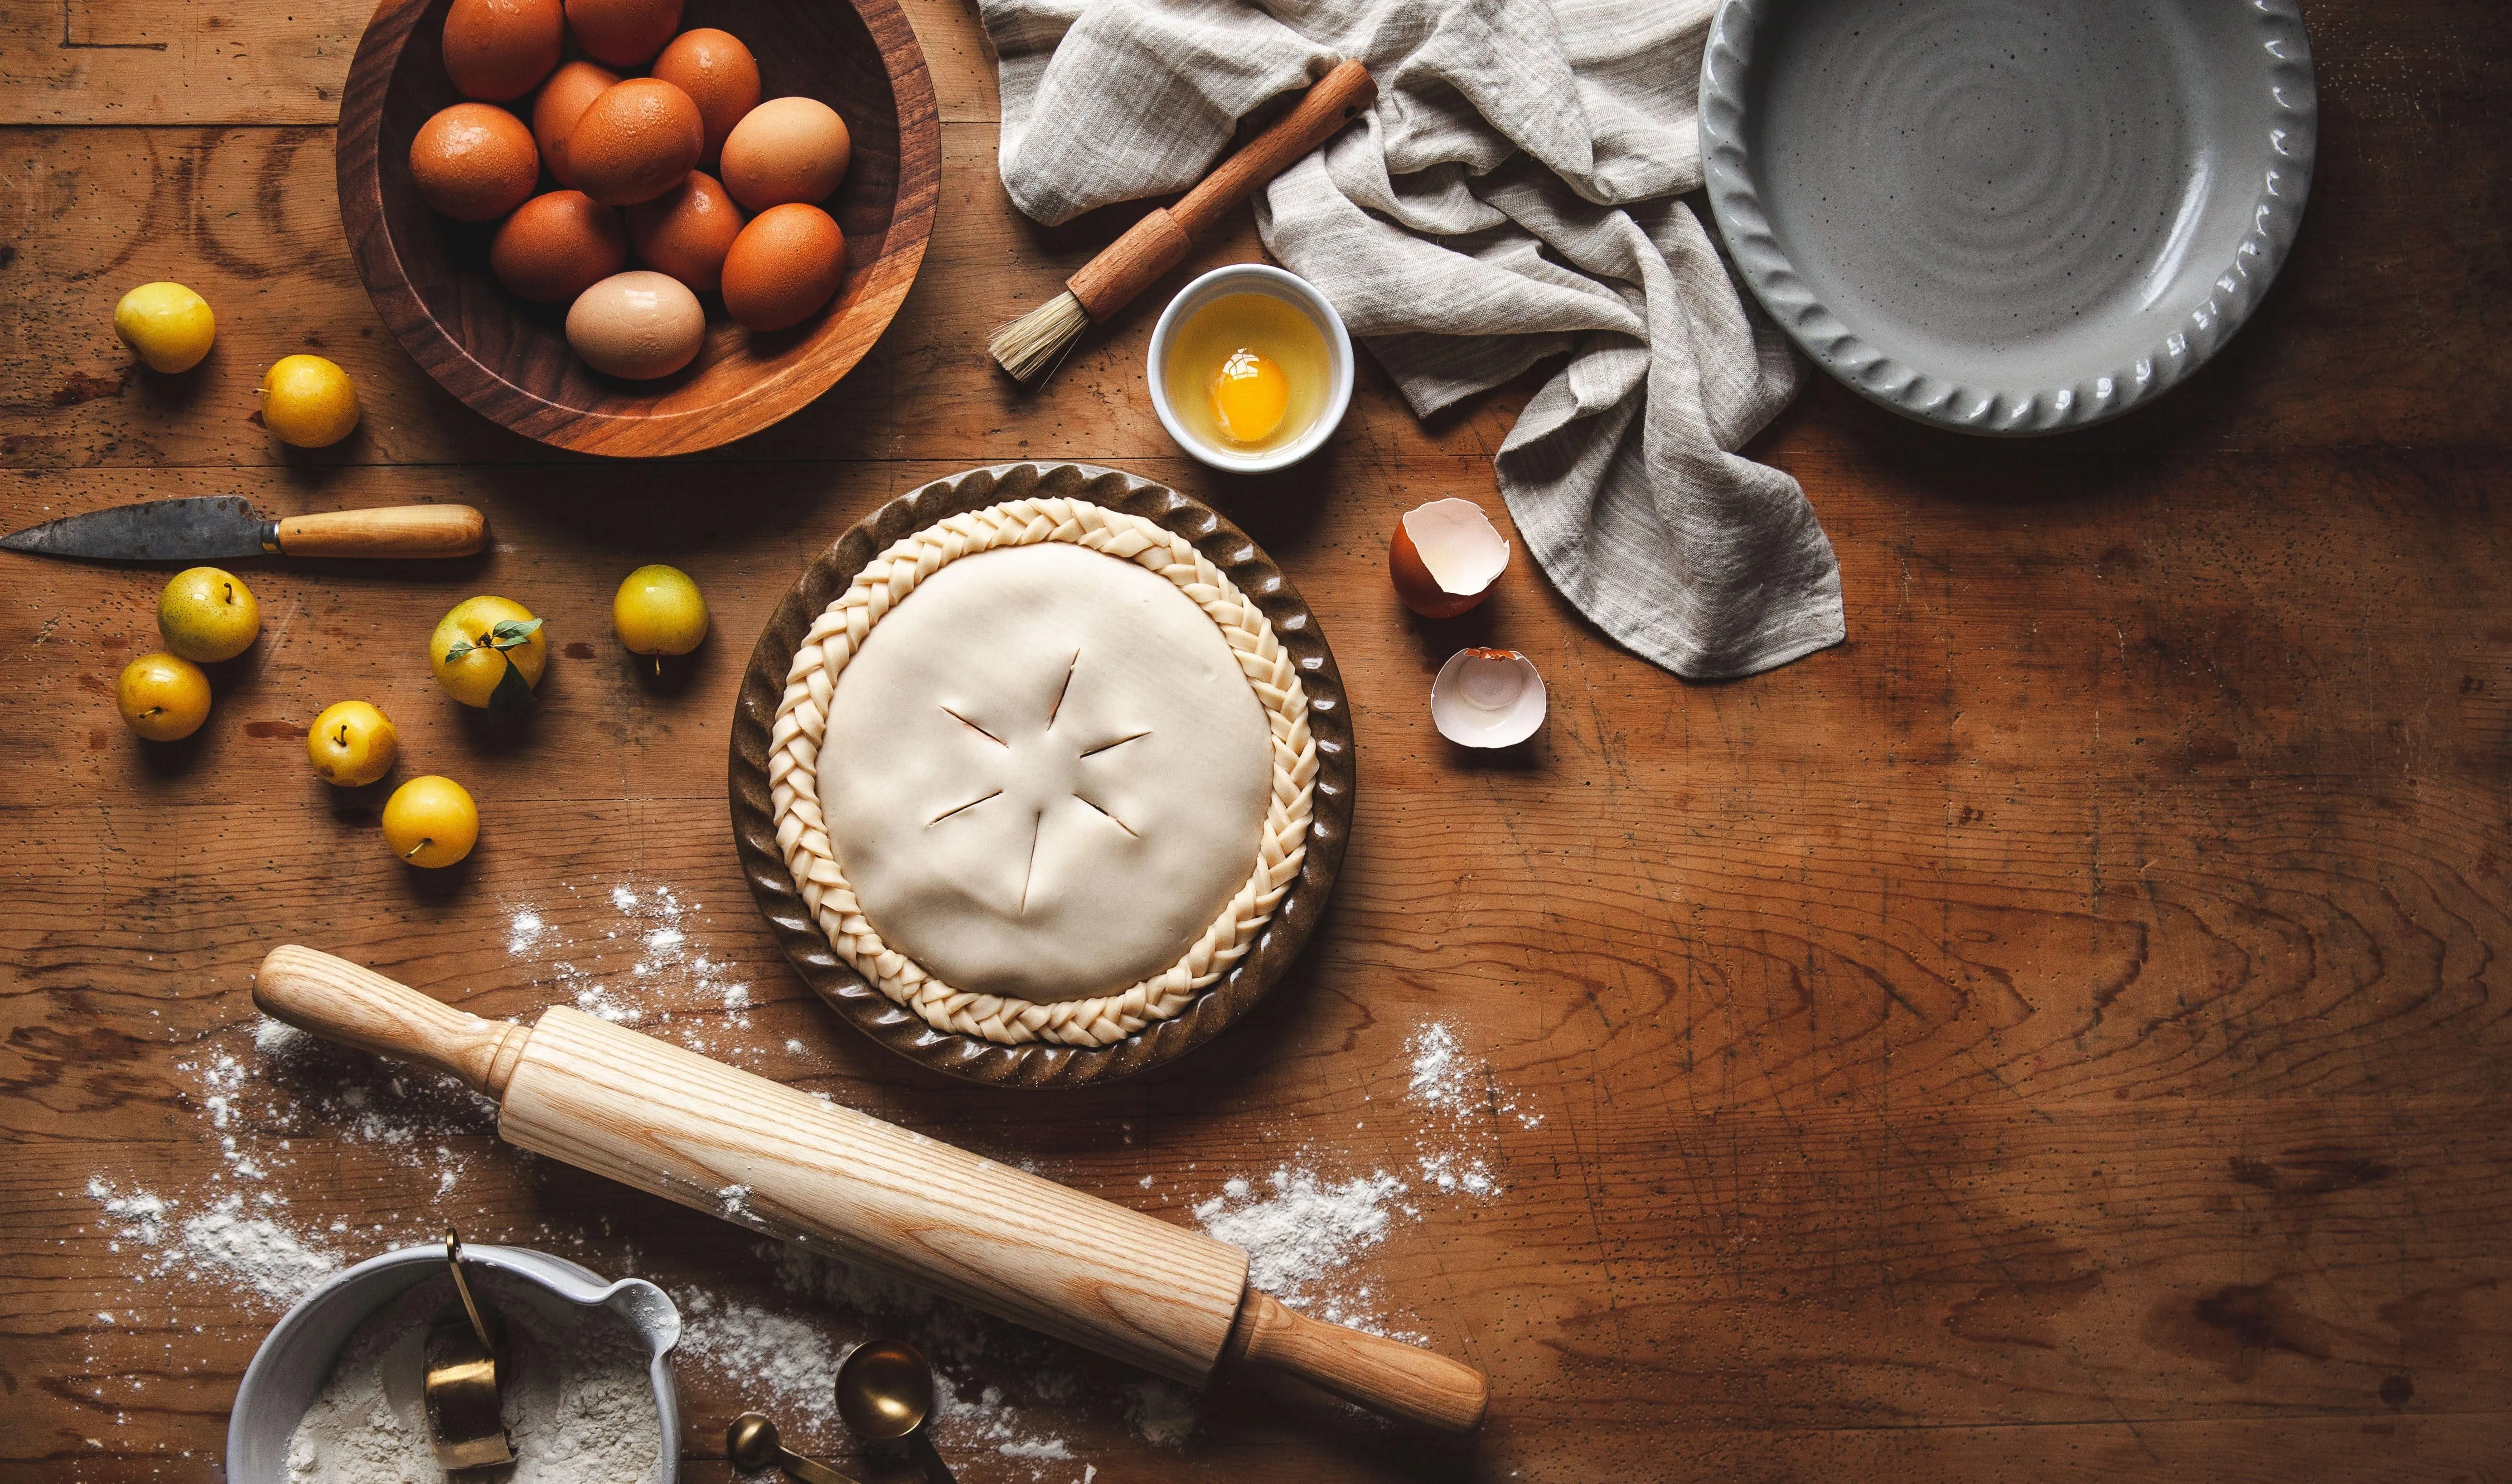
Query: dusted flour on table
285 1268 665 1484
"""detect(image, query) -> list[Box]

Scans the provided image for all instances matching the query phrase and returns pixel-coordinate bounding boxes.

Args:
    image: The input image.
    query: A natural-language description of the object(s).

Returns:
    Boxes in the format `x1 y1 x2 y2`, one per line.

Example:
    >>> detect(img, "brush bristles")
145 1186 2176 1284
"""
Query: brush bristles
989 291 1092 387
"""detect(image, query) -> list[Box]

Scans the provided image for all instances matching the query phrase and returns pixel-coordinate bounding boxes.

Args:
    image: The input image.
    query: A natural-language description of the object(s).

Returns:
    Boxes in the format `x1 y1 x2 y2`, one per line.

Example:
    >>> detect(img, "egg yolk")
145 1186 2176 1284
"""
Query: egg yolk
1209 348 1289 444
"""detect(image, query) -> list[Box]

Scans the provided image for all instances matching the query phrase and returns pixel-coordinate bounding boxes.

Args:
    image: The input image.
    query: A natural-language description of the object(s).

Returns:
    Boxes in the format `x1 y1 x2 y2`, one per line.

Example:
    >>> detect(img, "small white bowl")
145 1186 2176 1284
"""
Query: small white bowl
1148 263 1354 473
225 1243 682 1482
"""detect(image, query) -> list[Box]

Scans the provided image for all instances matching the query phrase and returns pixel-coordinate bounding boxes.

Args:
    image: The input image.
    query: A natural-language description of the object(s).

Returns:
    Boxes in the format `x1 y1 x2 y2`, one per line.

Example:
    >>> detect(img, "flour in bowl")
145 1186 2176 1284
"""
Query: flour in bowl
285 1268 665 1484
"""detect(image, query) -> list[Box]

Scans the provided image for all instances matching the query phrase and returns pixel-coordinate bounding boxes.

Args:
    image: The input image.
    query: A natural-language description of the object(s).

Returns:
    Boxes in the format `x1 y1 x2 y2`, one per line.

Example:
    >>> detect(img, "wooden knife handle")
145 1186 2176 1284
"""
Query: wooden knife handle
272 506 487 558
253 946 529 1097
1225 1290 1489 1433
1065 58 1376 321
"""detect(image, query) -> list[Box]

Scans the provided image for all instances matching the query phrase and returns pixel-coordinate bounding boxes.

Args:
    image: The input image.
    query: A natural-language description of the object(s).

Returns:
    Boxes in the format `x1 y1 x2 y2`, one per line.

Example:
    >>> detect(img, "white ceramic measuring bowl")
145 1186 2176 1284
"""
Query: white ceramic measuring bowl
225 1242 683 1482
1148 263 1354 473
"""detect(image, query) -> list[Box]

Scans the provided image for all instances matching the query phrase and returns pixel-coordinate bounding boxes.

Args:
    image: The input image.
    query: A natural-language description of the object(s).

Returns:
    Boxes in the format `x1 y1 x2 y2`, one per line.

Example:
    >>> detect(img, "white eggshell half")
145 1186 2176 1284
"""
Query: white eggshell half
565 269 706 379
1430 648 1547 748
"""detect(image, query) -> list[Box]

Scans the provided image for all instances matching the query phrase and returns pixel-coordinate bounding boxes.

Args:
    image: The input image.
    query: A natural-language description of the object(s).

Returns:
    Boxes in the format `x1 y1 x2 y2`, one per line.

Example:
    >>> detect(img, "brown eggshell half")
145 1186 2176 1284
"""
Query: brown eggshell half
1389 498 1511 619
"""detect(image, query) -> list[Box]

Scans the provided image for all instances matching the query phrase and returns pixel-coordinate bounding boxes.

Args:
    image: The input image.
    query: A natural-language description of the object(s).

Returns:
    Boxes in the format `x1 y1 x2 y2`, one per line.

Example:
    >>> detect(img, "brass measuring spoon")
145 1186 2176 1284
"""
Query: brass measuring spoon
727 1412 862 1484
423 1226 515 1469
836 1339 954 1483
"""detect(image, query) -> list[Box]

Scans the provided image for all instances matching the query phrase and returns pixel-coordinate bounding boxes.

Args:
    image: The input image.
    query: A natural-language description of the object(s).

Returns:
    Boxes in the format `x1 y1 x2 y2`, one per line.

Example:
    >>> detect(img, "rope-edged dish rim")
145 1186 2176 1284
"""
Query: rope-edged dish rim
769 497 1314 1046
729 463 1356 1088
1697 0 2316 435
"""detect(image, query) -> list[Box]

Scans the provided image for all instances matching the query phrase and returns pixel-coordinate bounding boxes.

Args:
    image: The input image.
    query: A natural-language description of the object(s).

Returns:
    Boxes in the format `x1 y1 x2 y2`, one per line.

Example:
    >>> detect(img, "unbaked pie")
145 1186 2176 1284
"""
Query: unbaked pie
767 498 1316 1047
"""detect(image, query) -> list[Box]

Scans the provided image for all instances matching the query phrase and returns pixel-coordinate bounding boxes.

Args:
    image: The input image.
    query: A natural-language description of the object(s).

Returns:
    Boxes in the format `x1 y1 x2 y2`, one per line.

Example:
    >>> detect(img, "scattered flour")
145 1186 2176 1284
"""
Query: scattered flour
502 882 761 1055
1406 1022 1472 1107
86 1178 340 1303
1122 1378 1199 1448
80 892 737 1315
677 1240 1118 1462
1194 1170 1405 1301
178 1194 342 1303
1410 1019 1541 1131
255 1017 311 1056
285 1268 663 1484
679 1297 844 1431
1179 1020 1526 1336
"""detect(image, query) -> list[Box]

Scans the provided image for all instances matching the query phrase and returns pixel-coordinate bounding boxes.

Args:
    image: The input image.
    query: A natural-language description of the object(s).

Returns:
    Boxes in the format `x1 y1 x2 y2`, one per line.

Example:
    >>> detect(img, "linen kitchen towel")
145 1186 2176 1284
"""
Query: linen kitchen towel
981 0 1846 680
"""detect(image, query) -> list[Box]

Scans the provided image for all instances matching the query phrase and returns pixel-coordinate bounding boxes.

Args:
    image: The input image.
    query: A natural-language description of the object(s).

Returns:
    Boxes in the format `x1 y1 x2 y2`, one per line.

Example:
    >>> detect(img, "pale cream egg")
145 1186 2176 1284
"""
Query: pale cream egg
565 269 705 379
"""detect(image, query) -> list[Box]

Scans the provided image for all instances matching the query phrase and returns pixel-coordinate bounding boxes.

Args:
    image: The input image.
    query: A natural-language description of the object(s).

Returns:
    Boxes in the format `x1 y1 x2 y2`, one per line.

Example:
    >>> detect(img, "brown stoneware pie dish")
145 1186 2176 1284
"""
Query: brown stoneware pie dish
729 464 1355 1088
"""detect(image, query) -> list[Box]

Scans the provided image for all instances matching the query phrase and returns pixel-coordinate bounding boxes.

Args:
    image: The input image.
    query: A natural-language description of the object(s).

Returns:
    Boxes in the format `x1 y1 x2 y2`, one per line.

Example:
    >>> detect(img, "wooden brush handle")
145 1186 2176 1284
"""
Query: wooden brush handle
253 946 529 1097
1226 1291 1489 1434
1065 58 1376 320
272 505 487 558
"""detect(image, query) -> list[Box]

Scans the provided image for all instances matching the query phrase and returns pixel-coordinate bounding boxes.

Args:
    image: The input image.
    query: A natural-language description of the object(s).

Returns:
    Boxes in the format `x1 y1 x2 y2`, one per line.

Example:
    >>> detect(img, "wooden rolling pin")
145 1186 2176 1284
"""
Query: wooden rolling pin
254 946 1488 1433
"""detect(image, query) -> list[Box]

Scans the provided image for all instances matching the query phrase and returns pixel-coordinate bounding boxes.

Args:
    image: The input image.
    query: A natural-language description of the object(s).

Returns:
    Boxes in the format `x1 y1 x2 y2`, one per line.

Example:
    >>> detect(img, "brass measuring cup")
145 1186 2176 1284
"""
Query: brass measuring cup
423 1226 515 1470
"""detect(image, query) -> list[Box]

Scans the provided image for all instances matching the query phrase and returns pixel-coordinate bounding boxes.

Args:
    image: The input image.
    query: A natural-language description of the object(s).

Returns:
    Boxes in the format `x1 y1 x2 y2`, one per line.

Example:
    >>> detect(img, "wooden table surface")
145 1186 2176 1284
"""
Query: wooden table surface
4 1 2507 1479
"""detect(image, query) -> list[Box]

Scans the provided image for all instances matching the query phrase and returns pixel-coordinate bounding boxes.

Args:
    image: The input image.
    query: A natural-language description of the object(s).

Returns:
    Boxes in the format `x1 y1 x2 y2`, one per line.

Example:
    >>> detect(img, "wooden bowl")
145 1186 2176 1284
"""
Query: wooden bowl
337 0 939 457
728 464 1358 1088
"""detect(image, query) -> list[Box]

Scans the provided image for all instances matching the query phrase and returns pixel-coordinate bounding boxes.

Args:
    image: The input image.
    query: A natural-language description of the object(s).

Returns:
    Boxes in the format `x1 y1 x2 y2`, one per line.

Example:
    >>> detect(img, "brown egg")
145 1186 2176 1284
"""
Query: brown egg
409 103 540 222
567 78 704 206
650 29 760 167
720 203 845 332
625 171 745 295
491 190 628 302
441 0 563 102
530 59 620 188
562 0 682 68
719 97 851 213
566 270 707 378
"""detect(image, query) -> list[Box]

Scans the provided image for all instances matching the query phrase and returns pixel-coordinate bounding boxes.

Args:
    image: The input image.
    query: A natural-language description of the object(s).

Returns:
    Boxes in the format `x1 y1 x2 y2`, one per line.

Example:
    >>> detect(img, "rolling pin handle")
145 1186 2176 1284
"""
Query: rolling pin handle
1224 1288 1489 1434
253 946 530 1099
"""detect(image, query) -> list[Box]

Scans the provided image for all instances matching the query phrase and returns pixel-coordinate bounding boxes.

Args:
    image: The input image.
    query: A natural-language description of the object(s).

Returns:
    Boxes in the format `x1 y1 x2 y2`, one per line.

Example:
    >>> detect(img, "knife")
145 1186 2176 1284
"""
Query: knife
0 497 487 563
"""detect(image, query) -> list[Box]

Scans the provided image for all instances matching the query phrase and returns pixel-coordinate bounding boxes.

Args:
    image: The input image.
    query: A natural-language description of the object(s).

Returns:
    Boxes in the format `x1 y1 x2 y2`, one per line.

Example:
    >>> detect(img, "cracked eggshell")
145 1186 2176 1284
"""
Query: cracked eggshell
1390 498 1510 618
1430 647 1547 748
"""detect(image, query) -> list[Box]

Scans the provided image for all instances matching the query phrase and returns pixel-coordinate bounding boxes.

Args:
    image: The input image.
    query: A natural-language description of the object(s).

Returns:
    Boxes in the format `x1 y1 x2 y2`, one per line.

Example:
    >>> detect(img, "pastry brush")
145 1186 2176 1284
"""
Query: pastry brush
988 58 1377 387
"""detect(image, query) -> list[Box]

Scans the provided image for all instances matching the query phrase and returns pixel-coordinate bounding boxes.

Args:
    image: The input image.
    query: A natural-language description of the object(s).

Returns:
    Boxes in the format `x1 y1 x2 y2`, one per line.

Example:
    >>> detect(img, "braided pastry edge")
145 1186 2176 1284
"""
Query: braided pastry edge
766 498 1317 1047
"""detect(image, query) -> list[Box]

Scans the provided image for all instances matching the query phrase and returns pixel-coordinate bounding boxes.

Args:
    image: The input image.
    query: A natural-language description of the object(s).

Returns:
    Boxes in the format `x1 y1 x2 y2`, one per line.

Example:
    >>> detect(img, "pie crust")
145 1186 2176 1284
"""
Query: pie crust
767 498 1317 1046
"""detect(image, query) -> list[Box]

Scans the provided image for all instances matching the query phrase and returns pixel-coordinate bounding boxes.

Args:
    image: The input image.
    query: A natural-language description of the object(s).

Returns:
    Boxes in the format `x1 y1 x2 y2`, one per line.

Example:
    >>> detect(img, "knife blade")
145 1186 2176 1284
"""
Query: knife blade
0 498 487 562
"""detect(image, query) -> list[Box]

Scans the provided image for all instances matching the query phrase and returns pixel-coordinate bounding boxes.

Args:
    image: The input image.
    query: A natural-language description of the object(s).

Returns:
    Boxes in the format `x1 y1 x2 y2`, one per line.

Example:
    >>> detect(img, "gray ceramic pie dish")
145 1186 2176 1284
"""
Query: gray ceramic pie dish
1699 0 2317 435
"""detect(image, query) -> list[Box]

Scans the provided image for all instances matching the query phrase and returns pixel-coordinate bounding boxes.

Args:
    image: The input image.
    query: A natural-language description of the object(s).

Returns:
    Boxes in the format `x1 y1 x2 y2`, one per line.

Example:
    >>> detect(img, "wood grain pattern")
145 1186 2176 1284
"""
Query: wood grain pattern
334 0 942 455
3 0 2511 1479
730 462 1357 1087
